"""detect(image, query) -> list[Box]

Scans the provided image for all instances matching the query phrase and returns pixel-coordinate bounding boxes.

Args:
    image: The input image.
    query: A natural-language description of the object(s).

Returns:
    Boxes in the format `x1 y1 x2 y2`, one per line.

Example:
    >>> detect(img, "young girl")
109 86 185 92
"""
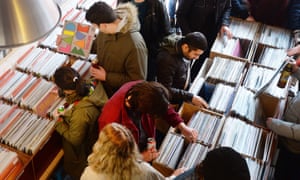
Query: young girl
53 66 108 179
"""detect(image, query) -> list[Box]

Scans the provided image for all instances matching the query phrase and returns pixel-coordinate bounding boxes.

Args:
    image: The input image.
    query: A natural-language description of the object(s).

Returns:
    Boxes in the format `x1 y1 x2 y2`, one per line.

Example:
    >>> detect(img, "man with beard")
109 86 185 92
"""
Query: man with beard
156 32 209 108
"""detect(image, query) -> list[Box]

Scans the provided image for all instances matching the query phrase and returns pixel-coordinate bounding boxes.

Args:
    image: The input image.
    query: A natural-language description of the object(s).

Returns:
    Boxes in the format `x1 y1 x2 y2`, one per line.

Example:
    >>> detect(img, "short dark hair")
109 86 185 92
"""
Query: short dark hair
85 1 117 24
53 66 89 97
181 32 207 51
203 147 250 180
125 81 170 117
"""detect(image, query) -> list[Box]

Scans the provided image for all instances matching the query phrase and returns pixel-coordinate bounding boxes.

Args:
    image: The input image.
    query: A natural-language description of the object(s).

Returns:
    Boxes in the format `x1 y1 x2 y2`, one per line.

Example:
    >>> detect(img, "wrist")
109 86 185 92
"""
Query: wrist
177 122 186 132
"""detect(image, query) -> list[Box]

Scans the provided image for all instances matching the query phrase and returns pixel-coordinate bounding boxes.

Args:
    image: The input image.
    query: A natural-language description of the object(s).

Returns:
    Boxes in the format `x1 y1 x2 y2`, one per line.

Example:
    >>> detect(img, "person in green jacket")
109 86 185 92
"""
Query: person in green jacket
86 1 148 97
53 66 108 179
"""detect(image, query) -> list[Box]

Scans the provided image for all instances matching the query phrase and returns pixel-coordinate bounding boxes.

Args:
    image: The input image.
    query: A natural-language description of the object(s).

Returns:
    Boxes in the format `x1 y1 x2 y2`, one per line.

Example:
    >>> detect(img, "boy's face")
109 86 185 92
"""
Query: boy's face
93 23 115 34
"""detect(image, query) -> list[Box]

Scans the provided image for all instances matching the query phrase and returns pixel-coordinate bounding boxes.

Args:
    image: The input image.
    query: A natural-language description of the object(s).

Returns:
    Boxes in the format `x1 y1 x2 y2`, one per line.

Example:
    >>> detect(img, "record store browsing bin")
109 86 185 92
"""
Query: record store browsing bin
153 102 278 179
152 103 224 177
152 18 292 178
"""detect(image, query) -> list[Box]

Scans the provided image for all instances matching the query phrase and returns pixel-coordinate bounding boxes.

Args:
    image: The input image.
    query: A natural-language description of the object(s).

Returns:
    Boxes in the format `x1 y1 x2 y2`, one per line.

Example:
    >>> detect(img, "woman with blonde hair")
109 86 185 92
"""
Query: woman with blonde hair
81 123 184 180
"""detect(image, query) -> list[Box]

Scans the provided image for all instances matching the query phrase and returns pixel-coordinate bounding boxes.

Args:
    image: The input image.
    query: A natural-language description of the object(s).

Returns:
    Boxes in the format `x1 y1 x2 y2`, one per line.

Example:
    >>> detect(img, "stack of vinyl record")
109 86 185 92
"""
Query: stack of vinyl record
217 116 273 161
0 146 22 179
187 111 223 145
155 133 185 169
177 143 208 169
206 57 246 85
208 83 235 113
229 18 260 40
15 47 68 79
258 25 292 49
0 102 55 155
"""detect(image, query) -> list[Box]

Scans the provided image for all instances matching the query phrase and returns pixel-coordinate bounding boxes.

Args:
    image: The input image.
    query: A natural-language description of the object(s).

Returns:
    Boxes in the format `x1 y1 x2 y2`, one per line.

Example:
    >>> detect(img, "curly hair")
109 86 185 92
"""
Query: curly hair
87 123 143 180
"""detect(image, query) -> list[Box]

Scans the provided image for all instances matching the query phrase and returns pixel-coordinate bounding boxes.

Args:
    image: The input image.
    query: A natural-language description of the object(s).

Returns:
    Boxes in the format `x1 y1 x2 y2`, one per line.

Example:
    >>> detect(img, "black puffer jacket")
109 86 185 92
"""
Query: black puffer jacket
119 0 171 53
176 0 231 43
156 36 194 104
287 0 300 31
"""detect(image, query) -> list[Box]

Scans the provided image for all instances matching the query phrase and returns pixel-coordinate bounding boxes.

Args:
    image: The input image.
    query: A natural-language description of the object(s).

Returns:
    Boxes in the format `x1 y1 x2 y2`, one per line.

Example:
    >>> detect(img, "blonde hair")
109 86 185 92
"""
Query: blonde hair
87 123 143 180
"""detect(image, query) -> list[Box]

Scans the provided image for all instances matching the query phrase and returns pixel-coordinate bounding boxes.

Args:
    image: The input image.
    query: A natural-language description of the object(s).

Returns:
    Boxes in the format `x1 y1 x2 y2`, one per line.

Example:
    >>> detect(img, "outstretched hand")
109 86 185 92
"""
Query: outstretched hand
220 25 233 39
192 95 208 109
142 148 160 162
287 44 300 57
177 122 198 143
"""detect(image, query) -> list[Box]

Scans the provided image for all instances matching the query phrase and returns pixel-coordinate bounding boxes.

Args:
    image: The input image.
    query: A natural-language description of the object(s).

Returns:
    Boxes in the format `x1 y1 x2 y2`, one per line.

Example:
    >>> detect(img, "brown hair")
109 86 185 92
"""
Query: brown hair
125 81 170 118
53 66 89 97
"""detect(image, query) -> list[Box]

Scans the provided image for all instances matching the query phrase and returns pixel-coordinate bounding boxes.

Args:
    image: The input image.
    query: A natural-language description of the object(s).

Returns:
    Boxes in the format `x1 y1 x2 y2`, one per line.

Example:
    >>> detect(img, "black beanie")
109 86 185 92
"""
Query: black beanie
203 147 250 180
85 1 117 24
183 32 208 51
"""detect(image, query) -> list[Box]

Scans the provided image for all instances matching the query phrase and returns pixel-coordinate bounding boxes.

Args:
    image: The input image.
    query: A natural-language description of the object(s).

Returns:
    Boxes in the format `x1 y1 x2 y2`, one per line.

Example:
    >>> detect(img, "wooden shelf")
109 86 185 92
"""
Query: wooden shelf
18 132 62 180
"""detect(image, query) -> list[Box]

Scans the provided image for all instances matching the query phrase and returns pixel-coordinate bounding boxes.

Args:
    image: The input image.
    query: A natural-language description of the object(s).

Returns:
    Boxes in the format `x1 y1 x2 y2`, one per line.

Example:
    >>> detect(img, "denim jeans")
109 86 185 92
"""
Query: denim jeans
168 0 177 19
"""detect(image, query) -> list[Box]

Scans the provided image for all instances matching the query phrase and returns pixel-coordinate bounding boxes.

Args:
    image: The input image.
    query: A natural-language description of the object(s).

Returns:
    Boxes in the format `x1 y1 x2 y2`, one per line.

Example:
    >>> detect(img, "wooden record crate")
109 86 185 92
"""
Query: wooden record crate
210 36 254 62
153 103 224 176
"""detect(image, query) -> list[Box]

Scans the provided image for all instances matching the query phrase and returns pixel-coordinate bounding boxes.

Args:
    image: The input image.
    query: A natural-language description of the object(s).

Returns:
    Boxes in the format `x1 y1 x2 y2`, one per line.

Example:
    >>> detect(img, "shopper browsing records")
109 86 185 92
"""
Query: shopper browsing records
81 123 185 180
157 32 208 108
53 66 108 179
86 1 148 97
118 0 172 81
174 147 250 180
266 59 300 179
98 80 198 162
176 0 232 81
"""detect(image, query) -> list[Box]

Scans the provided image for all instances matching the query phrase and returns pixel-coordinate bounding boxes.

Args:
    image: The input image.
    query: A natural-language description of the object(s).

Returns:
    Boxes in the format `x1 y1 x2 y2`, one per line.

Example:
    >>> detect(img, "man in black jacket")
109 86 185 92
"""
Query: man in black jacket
156 32 208 108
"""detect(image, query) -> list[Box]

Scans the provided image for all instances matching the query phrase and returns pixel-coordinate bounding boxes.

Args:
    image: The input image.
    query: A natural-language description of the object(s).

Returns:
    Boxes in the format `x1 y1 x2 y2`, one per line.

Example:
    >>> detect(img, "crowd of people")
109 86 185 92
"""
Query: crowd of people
51 0 300 179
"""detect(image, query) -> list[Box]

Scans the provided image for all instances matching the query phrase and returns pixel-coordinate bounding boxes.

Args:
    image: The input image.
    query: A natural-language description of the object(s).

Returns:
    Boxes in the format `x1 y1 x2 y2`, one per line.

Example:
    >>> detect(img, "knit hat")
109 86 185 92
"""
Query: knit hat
203 147 250 180
85 1 117 24
183 32 208 51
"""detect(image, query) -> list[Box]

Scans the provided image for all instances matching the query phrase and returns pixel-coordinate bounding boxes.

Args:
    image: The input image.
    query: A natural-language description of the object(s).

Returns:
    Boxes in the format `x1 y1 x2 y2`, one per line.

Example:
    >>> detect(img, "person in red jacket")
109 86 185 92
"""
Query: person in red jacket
98 80 198 162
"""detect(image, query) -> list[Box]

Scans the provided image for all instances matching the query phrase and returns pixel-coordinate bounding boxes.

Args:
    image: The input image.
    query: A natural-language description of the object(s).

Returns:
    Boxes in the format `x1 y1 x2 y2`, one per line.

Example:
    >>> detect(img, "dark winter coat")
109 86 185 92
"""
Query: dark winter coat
118 0 171 80
176 0 231 41
231 0 249 19
118 0 171 53
287 0 300 31
91 3 148 97
248 0 289 28
157 36 194 104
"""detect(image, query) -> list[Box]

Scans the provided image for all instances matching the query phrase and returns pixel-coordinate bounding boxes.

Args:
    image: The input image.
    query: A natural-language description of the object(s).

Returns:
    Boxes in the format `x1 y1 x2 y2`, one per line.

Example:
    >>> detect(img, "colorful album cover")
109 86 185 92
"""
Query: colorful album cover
58 21 95 58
